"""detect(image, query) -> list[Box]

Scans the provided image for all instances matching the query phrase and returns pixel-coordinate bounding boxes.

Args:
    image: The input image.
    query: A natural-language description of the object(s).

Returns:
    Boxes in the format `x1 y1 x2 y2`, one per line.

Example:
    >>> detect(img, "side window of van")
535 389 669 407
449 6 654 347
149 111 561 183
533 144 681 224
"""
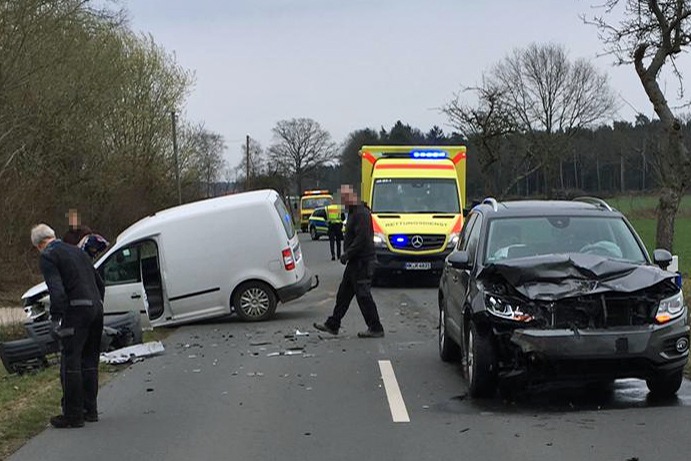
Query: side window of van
274 197 296 239
101 246 140 285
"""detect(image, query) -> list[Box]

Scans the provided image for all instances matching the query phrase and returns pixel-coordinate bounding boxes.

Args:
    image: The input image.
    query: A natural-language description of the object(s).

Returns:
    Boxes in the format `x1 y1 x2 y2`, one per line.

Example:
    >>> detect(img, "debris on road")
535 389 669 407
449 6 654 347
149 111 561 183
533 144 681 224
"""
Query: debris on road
100 341 165 364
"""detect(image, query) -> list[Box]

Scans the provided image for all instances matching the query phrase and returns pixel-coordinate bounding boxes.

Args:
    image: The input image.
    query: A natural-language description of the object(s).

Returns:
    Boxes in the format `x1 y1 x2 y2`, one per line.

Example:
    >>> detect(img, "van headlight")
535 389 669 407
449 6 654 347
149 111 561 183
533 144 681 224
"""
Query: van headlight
485 295 534 322
447 233 460 249
655 291 685 324
373 232 387 249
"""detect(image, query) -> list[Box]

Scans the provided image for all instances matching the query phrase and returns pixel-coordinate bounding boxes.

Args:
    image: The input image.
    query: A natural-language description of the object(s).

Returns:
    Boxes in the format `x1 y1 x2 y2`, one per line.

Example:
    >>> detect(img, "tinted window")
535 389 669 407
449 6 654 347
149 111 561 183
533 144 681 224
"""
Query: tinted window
313 208 327 219
302 197 332 209
274 197 296 239
458 212 478 251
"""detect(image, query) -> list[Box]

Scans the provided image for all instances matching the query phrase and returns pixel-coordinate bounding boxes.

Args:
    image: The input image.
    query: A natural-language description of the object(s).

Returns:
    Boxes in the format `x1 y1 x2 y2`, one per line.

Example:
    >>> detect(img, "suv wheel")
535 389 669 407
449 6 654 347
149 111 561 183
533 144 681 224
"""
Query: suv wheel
646 370 683 397
309 226 319 240
233 281 277 322
439 302 460 362
465 322 497 398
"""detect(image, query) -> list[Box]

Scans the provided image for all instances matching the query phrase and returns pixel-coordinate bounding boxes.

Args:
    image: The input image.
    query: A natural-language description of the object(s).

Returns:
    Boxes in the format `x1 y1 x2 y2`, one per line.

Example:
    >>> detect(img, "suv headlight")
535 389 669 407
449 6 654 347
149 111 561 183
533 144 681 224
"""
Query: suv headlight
485 295 534 322
447 233 460 249
373 232 387 249
655 291 685 324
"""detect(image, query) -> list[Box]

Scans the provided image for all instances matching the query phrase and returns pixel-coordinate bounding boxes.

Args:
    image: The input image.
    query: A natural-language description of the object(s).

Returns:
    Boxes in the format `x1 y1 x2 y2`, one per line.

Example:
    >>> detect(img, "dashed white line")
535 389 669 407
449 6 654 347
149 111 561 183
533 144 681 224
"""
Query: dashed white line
378 360 410 423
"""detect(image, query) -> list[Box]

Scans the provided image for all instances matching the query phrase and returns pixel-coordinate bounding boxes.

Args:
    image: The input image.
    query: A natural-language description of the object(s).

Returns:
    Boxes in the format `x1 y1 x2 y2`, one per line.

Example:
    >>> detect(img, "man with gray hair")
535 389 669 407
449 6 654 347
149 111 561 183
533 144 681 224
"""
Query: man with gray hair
31 223 105 428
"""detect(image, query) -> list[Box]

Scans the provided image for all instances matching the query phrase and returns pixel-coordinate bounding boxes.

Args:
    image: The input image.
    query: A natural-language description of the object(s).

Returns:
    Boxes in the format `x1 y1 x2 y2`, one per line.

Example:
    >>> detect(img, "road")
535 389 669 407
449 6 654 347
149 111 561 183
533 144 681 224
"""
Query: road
10 234 691 461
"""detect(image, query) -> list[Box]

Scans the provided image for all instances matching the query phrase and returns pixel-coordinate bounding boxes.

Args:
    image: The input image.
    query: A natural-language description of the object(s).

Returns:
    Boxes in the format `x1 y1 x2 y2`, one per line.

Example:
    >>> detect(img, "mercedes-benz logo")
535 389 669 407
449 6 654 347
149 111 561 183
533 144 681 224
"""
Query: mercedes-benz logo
411 235 424 249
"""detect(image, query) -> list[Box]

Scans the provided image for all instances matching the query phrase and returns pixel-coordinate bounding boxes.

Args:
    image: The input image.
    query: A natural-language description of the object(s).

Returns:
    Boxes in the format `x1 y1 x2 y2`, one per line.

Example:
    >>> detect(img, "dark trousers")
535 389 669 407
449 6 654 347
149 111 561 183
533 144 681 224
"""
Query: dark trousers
60 304 104 419
328 224 343 258
326 259 383 332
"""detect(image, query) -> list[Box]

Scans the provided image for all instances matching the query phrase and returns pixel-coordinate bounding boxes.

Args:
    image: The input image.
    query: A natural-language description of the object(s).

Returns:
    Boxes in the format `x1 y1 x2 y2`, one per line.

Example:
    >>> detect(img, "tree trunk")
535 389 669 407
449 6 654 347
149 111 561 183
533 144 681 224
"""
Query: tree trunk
656 187 681 252
596 156 601 193
620 153 625 193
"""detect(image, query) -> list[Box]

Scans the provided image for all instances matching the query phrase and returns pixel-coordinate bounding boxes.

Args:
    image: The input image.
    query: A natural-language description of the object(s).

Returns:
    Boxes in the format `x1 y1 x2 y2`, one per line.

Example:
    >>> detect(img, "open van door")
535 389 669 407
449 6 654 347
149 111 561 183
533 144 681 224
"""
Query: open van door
98 240 165 327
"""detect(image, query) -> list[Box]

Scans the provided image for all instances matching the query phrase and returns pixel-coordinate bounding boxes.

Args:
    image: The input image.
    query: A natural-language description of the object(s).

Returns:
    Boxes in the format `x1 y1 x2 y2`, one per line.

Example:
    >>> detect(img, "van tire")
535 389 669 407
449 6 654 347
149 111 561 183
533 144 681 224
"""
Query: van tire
232 281 277 322
309 226 319 240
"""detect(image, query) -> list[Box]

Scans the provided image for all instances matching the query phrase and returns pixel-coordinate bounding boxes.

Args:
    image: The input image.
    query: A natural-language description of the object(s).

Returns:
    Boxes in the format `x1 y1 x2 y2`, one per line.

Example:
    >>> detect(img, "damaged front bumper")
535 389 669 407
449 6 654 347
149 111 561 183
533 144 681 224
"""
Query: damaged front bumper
496 316 690 383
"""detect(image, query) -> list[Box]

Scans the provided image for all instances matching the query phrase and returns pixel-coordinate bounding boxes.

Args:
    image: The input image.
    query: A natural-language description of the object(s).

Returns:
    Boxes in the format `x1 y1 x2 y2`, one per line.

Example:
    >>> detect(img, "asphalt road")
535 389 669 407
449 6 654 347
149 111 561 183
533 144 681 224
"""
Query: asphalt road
11 234 691 461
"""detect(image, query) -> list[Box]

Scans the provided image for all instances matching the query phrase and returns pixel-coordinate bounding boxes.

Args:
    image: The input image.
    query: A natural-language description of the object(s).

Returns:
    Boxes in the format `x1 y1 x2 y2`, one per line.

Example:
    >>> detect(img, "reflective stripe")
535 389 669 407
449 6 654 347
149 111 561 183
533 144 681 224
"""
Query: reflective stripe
69 299 93 307
327 205 342 223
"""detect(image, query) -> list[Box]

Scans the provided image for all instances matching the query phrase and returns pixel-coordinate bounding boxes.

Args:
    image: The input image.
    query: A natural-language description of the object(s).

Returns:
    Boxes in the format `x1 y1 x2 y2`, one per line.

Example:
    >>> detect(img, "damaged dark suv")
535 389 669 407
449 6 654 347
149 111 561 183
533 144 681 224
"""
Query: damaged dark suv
438 197 689 398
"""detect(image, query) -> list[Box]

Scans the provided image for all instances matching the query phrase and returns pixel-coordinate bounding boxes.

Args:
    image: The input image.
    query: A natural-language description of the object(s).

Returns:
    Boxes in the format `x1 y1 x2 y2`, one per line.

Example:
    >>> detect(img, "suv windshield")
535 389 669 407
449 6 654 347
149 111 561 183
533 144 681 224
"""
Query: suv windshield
484 216 648 264
372 178 459 213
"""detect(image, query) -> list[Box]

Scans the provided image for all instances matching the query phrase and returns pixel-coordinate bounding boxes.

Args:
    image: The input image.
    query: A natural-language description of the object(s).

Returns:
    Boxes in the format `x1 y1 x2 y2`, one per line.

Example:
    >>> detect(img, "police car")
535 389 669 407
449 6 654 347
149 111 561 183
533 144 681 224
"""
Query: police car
307 207 329 240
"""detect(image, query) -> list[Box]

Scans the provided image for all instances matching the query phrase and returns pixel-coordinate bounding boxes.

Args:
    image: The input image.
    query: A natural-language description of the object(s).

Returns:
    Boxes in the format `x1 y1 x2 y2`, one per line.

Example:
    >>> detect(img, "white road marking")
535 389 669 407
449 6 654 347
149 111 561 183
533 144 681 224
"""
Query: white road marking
378 360 410 423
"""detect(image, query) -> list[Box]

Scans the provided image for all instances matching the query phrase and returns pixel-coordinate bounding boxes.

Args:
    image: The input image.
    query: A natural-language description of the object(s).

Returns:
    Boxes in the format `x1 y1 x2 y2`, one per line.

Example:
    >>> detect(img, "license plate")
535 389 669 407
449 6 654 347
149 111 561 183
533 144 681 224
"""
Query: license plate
405 262 431 270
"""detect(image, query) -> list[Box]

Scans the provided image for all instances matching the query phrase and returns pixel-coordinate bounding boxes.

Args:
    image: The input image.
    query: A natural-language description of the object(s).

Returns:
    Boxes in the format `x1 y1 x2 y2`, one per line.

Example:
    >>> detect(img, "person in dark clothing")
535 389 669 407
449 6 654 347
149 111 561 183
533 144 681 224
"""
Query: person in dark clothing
31 224 105 428
63 208 92 246
314 185 384 338
326 204 345 261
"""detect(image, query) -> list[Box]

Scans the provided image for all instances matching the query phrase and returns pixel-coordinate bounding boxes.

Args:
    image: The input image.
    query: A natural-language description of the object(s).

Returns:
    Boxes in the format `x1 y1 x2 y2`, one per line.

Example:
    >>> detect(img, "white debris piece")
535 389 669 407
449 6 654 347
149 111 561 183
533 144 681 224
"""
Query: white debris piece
100 341 165 364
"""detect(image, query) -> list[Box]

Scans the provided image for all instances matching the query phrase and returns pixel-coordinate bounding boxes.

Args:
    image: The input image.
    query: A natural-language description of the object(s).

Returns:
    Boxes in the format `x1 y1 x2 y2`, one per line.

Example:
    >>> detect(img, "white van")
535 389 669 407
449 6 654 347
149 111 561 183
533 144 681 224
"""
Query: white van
22 189 317 327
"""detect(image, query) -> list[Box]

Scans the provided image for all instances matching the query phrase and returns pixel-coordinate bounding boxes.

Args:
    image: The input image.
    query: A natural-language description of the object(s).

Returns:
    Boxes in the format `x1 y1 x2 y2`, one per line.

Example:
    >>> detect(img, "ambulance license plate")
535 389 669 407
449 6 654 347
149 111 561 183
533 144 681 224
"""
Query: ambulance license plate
405 262 431 270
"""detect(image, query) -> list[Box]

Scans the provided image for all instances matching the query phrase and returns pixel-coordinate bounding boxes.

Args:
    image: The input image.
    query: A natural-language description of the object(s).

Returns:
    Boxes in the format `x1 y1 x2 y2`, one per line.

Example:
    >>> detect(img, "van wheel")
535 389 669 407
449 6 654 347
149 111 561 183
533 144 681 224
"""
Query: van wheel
309 226 319 240
232 281 277 322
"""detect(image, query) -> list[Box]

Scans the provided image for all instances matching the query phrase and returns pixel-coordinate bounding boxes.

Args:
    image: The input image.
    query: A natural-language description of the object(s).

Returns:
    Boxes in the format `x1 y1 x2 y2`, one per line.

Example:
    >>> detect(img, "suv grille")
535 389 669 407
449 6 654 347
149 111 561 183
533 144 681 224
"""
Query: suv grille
389 234 446 251
540 294 654 329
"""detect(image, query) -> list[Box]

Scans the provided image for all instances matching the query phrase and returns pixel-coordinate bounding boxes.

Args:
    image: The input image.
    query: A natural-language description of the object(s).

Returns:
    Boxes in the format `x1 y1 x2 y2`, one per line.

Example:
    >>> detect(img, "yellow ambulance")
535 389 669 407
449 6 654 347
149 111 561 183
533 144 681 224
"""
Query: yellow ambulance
360 145 466 278
299 190 333 232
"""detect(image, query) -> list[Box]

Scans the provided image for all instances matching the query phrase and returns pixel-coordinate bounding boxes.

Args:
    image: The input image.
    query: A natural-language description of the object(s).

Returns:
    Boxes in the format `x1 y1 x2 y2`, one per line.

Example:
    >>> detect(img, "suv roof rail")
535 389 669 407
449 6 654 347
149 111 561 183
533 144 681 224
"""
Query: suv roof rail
482 197 498 212
573 196 613 211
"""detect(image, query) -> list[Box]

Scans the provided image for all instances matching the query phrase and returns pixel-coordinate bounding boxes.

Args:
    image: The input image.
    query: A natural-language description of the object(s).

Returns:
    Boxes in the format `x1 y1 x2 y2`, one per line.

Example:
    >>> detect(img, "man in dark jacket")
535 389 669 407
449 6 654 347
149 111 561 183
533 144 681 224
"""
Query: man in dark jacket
314 185 384 338
31 224 105 428
63 208 92 246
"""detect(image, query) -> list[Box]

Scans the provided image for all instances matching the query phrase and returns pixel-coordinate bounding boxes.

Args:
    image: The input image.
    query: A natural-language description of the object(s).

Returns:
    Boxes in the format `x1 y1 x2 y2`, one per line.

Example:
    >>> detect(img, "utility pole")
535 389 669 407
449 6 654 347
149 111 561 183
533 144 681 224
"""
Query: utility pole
246 134 250 191
172 111 181 204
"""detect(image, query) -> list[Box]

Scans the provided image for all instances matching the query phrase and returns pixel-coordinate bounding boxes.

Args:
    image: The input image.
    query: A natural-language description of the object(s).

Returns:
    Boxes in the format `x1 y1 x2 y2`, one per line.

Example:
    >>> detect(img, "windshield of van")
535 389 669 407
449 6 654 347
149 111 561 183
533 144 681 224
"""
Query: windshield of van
372 178 459 213
301 197 331 209
274 197 296 239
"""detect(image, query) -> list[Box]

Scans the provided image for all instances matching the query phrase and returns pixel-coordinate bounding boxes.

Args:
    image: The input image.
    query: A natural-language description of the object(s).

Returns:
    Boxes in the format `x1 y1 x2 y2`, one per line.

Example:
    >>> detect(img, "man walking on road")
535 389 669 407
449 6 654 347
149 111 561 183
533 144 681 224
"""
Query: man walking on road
31 224 105 428
314 184 384 338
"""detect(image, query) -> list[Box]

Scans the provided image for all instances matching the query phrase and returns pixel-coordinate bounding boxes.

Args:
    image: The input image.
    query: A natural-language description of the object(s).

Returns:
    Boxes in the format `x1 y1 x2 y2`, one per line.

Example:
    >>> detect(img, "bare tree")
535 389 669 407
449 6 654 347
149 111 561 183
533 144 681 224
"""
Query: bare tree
491 43 618 193
268 118 337 194
584 0 691 252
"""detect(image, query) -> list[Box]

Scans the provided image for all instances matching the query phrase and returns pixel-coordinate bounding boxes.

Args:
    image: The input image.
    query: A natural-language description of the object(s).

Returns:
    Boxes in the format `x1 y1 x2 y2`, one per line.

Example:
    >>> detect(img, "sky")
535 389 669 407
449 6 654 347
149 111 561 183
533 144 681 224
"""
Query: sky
121 0 691 170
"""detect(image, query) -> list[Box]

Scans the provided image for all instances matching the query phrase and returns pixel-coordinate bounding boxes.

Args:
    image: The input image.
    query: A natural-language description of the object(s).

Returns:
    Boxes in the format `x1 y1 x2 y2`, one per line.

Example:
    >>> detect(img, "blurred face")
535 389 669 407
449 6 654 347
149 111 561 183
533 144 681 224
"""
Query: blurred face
67 209 80 227
340 184 358 206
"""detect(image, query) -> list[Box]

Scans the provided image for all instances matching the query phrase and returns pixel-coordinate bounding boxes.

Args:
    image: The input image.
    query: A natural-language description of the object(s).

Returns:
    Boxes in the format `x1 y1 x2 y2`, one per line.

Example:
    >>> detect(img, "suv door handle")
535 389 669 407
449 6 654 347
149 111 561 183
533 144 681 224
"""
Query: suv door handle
131 293 142 299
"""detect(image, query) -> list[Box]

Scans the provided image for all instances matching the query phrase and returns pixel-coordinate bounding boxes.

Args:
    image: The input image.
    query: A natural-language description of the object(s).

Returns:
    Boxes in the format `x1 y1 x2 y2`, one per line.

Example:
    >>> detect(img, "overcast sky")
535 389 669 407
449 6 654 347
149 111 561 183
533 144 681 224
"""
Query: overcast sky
122 0 691 169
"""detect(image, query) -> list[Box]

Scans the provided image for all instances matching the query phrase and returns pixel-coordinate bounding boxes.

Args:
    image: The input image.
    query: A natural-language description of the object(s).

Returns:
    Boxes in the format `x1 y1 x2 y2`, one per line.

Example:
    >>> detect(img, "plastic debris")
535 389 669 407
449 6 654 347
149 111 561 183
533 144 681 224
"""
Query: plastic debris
295 329 309 337
100 341 165 364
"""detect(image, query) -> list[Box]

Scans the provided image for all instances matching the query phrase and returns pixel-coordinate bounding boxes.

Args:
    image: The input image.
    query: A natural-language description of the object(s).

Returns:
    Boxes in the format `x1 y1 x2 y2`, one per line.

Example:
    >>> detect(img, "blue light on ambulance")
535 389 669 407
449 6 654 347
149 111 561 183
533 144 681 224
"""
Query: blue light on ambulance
392 235 408 247
410 150 448 159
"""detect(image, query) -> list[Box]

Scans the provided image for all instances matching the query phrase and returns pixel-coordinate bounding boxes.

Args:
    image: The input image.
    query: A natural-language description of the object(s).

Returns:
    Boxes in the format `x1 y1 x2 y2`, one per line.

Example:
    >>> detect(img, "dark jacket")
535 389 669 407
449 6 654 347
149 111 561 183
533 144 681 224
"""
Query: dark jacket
39 240 105 321
342 202 375 262
63 225 93 245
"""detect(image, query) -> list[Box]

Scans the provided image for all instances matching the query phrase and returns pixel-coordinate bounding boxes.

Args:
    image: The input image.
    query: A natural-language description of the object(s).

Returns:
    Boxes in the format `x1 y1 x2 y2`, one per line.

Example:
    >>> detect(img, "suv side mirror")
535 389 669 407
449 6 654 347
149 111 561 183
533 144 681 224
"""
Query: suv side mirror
653 249 672 270
447 250 471 270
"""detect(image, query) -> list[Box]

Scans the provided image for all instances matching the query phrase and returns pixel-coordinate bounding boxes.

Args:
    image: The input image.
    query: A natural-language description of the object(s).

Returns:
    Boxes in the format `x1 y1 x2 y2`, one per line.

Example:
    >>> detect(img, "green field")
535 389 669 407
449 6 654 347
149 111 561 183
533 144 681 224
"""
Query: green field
608 195 691 276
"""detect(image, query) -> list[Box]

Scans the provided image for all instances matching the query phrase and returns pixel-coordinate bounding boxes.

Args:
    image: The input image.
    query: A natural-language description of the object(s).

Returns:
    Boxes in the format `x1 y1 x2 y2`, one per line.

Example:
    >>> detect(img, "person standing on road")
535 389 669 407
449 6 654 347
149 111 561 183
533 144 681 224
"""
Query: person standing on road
314 184 384 338
326 203 345 261
31 224 105 429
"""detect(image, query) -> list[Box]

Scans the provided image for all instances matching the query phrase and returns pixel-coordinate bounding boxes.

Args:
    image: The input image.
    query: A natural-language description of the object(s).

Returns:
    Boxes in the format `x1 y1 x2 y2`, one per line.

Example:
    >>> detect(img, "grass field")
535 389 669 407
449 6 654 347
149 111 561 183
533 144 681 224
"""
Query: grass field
608 195 691 276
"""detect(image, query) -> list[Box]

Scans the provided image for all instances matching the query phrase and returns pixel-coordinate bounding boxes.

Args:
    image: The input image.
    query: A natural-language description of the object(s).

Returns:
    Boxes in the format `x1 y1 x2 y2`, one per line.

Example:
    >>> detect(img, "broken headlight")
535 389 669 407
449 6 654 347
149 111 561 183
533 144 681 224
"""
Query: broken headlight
485 294 534 322
655 290 685 324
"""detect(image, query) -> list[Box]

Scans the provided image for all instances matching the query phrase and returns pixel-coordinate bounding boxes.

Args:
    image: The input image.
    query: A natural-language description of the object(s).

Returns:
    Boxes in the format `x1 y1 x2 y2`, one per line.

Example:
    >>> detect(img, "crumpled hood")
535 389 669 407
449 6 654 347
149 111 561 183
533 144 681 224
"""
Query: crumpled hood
479 253 676 301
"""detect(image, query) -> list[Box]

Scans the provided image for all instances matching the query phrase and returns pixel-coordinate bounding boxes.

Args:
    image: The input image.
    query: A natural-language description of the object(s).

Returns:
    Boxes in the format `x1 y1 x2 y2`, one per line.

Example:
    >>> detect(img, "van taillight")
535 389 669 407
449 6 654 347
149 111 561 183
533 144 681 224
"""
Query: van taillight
282 248 295 271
